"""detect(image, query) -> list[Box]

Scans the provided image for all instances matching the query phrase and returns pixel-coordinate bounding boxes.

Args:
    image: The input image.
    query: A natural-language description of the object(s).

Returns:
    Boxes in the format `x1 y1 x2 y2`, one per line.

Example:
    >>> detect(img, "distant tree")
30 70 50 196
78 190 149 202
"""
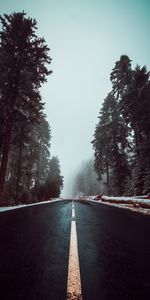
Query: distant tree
72 158 106 197
37 156 63 200
0 12 52 201
73 170 86 196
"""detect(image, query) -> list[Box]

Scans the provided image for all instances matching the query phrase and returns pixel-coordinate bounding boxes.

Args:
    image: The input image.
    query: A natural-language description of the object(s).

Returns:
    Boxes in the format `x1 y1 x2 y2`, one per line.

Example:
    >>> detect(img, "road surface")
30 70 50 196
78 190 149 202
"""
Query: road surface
0 200 150 299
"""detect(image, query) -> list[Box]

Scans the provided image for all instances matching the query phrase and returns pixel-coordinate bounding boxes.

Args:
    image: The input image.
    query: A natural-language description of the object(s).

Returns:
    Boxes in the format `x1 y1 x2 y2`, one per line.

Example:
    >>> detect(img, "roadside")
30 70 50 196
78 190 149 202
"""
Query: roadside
79 195 150 215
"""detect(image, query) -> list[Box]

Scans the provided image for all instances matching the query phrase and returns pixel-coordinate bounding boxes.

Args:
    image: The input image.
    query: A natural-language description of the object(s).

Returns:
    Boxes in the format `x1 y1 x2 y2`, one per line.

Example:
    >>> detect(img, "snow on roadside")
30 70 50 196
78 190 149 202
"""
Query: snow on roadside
79 195 150 215
0 198 61 213
101 195 150 208
92 195 150 215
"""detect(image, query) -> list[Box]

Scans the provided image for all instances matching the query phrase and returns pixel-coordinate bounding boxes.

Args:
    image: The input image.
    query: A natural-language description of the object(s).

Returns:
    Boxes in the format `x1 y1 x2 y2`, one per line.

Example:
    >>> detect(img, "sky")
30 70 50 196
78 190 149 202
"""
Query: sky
1 0 150 196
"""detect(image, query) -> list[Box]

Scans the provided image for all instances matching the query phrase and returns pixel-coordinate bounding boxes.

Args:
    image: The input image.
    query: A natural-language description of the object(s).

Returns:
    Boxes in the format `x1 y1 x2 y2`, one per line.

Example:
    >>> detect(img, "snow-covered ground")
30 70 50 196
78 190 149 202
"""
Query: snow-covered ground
102 196 150 214
79 195 150 215
1 196 150 215
0 198 61 212
101 195 150 208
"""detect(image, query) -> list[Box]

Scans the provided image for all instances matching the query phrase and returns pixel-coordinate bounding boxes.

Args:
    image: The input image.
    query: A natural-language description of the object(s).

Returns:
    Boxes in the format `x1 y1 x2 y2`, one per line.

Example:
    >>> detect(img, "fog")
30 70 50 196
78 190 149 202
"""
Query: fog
1 0 150 197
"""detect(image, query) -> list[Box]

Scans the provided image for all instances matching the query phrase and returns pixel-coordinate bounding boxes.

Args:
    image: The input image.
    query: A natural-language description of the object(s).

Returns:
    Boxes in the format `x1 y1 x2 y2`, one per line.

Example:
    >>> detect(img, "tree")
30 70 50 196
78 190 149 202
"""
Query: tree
119 65 149 155
110 55 132 100
93 55 150 196
92 93 130 196
72 158 106 197
111 55 150 194
0 12 52 200
5 114 51 204
37 156 63 200
31 116 51 191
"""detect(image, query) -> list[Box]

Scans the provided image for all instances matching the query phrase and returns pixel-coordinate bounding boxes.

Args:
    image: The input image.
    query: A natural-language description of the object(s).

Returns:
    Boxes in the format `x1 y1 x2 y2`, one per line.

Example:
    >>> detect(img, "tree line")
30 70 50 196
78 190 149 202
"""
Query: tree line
72 158 106 197
0 12 63 206
92 55 150 196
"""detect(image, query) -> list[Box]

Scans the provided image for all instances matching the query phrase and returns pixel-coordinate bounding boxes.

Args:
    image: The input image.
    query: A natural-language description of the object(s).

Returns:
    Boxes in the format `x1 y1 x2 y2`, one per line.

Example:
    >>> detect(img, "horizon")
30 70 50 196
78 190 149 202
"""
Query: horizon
1 0 150 196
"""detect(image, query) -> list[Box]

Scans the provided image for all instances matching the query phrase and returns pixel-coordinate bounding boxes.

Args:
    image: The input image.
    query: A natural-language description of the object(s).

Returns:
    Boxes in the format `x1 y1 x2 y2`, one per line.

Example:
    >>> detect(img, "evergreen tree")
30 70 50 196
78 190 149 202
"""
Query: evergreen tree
72 158 106 197
0 12 52 201
111 55 150 194
110 55 132 99
93 55 150 196
5 115 51 203
92 93 130 196
37 156 63 200
36 118 51 187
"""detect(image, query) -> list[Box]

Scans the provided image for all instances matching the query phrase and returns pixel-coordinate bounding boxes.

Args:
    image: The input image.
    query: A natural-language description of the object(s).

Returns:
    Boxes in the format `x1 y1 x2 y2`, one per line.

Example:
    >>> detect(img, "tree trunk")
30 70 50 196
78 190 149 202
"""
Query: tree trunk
36 156 40 193
36 139 42 192
118 173 123 196
0 120 12 203
15 142 23 204
134 122 143 159
0 60 20 204
106 163 110 196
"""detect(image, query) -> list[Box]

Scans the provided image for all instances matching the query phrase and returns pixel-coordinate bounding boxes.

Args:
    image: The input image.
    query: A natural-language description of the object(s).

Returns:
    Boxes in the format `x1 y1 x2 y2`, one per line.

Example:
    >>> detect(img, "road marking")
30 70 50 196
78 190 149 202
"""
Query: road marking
67 204 82 300
72 208 75 218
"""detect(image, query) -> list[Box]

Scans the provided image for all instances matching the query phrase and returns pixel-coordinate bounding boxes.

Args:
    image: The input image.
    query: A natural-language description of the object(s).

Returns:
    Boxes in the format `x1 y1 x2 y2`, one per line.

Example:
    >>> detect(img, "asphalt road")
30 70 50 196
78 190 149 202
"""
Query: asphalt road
0 200 150 299
75 201 150 300
0 201 72 300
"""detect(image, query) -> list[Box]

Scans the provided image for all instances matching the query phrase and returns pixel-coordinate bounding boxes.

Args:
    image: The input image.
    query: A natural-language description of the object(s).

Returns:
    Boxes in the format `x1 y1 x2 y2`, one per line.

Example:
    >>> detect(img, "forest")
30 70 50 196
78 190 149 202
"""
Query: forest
0 12 150 205
72 158 106 197
0 12 63 206
92 55 150 196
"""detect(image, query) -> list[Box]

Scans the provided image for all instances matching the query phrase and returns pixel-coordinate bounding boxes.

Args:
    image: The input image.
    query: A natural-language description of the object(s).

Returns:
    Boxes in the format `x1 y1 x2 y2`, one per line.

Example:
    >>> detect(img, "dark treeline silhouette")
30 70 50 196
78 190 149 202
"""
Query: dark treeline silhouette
92 55 150 196
0 12 63 205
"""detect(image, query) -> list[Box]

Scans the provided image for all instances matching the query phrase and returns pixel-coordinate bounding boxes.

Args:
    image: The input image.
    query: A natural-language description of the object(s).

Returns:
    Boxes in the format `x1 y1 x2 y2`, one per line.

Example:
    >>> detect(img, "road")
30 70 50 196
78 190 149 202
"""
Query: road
0 200 150 299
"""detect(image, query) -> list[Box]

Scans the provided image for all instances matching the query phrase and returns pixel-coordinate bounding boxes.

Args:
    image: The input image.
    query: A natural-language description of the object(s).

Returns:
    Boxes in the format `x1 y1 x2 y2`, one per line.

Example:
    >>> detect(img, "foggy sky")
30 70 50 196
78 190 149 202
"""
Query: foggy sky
1 0 150 196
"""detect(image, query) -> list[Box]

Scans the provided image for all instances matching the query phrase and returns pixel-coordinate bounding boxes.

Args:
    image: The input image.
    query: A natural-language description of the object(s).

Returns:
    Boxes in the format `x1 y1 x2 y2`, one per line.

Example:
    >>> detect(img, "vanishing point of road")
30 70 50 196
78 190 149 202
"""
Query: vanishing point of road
0 199 150 300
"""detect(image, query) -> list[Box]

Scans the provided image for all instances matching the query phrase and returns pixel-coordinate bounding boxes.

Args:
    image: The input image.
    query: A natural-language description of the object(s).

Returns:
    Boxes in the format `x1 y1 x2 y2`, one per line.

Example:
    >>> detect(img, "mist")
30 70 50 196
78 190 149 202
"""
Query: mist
1 0 150 198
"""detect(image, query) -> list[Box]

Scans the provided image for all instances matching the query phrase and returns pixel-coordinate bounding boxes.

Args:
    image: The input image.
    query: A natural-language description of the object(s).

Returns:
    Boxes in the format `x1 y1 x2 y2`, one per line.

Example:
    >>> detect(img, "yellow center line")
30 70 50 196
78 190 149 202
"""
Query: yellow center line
67 203 82 300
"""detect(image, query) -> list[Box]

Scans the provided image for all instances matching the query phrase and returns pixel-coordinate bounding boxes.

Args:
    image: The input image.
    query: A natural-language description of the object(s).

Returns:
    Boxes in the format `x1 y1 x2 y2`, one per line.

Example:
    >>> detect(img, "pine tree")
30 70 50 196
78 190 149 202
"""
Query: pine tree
92 93 130 196
72 158 106 197
37 156 63 200
0 12 52 201
110 55 132 99
5 115 51 204
111 56 150 194
33 117 51 190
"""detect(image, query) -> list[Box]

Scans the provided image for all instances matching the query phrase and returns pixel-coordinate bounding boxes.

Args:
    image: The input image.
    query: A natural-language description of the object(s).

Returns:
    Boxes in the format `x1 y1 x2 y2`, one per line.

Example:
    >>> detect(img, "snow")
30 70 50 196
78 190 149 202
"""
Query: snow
0 198 61 213
96 195 150 214
79 195 150 215
101 195 150 207
1 196 150 215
